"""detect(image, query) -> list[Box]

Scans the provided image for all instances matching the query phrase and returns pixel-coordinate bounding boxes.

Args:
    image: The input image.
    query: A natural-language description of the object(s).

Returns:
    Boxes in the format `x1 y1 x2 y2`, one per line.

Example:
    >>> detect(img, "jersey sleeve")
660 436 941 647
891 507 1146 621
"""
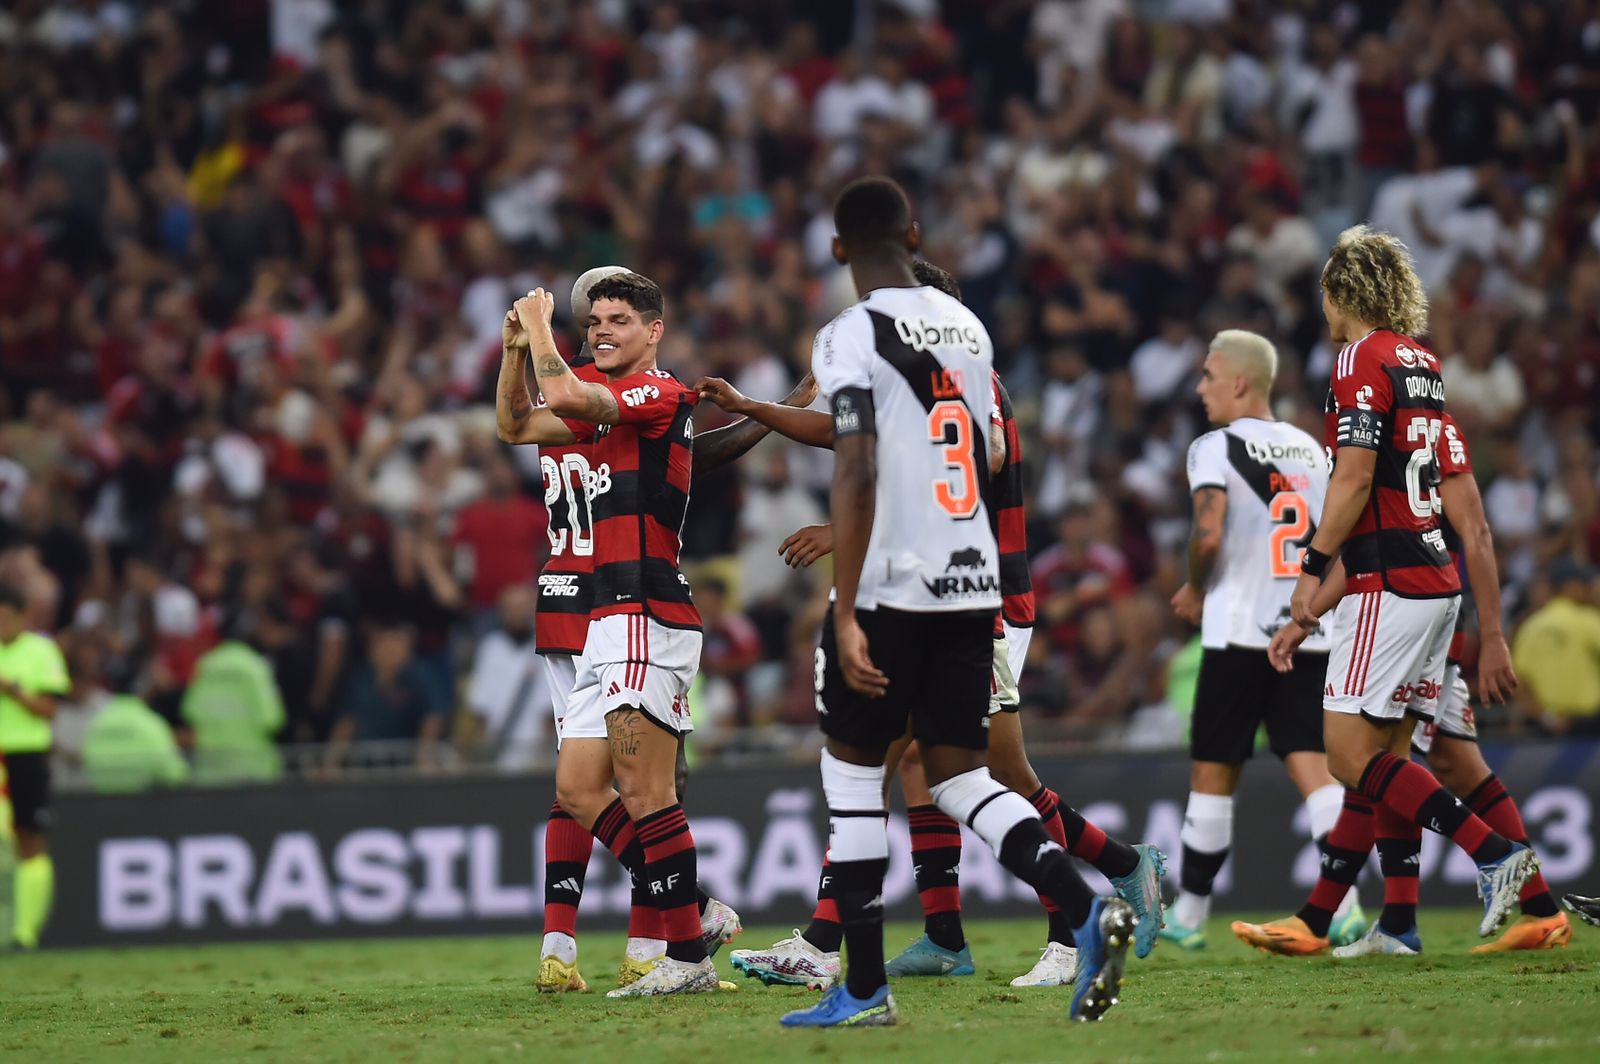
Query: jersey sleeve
1331 344 1395 451
31 638 70 697
600 372 693 437
1186 431 1228 492
811 306 874 399
1437 413 1472 476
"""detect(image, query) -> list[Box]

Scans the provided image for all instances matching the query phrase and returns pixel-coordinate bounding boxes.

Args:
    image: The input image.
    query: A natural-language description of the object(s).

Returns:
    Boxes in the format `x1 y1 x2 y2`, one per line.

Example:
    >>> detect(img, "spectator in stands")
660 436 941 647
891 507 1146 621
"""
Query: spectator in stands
464 584 549 772
451 448 547 626
83 680 190 795
327 621 448 772
182 622 287 785
1512 559 1600 736
50 633 111 789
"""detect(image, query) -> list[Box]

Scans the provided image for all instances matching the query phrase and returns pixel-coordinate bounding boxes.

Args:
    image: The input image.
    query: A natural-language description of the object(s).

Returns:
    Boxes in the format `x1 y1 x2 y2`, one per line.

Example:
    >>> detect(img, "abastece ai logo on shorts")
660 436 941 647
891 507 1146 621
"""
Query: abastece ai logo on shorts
922 548 999 599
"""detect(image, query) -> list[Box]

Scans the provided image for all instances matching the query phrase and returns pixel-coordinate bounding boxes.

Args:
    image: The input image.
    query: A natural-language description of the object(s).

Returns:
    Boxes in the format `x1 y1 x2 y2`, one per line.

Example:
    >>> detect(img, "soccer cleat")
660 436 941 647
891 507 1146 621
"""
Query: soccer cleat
616 953 662 989
1475 843 1540 937
729 930 841 989
1108 844 1167 959
537 954 589 993
1069 896 1134 1022
1157 920 1206 951
1229 916 1330 956
779 984 898 1028
1471 912 1572 953
884 934 975 977
1328 901 1368 948
1562 894 1600 927
1331 922 1422 957
700 898 743 958
605 956 719 998
1010 942 1078 987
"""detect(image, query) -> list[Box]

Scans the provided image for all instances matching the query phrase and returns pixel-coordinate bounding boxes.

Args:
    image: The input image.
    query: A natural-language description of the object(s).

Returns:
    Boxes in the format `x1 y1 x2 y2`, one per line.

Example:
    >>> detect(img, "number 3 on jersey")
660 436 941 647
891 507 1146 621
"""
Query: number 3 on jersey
928 400 979 519
1268 493 1310 578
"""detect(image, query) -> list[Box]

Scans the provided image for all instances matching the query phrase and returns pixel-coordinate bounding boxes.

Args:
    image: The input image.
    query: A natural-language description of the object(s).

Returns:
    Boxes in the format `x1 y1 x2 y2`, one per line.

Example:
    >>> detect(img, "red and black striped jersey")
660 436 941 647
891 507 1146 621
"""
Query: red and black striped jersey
1436 411 1472 661
989 372 1035 631
588 367 701 631
1322 329 1460 599
533 359 607 656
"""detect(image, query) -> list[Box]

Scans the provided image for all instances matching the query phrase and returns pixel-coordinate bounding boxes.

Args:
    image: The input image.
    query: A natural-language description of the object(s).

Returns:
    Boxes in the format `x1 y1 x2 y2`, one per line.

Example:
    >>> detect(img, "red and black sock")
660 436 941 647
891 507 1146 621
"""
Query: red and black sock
591 797 660 941
1027 787 1076 946
636 804 706 963
1375 804 1421 935
1358 753 1511 864
1059 800 1139 879
543 801 593 938
1465 775 1559 918
803 856 843 953
1297 790 1375 937
908 805 965 951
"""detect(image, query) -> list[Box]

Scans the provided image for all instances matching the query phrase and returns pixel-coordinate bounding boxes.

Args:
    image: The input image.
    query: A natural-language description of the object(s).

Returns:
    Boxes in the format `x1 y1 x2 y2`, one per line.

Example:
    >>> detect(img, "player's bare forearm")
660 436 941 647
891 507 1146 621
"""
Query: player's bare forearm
737 403 834 449
830 433 877 619
693 417 772 476
1305 558 1346 620
1308 448 1376 555
495 346 536 442
1187 486 1225 588
1441 473 1505 637
531 343 618 424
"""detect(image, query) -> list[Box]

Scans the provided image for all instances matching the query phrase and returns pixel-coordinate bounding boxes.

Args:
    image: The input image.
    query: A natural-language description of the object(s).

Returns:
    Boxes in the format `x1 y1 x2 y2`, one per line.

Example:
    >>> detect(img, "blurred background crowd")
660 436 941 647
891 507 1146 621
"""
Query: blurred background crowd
3 0 1600 791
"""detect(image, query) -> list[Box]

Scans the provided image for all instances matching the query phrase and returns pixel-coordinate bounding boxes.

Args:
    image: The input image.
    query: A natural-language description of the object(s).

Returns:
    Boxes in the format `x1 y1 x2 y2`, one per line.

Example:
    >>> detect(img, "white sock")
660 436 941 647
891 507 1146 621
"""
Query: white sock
542 931 576 964
626 936 666 961
1172 890 1210 930
1305 783 1344 841
1181 791 1234 853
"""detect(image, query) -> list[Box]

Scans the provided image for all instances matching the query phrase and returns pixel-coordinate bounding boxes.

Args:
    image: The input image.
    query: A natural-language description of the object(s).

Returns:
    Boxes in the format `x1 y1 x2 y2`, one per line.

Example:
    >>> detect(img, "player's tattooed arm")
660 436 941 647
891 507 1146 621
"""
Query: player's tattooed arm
1186 486 1226 589
515 288 621 425
692 373 821 476
495 315 577 446
694 375 833 449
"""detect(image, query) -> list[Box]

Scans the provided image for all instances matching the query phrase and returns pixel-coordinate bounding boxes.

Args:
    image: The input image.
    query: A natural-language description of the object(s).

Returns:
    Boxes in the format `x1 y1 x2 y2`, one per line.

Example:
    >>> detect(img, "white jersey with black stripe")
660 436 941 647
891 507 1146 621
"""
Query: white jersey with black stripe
1187 417 1331 652
812 285 1001 614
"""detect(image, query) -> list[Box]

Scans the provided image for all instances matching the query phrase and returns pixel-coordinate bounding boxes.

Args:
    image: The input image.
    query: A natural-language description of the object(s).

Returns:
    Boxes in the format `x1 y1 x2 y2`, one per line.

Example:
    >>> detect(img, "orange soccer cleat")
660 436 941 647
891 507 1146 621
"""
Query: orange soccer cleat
1470 911 1572 953
1230 916 1331 956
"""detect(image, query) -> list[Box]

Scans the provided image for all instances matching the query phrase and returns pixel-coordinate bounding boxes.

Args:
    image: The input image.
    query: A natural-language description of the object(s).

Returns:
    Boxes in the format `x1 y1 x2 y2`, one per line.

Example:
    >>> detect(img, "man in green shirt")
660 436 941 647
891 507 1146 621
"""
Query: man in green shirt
181 630 287 785
84 691 191 794
0 585 70 948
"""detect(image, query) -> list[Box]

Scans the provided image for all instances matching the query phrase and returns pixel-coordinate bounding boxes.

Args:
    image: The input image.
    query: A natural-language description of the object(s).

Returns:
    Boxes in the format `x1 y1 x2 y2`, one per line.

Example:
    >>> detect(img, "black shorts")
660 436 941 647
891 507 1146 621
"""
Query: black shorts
817 607 995 753
2 751 51 833
1191 645 1327 764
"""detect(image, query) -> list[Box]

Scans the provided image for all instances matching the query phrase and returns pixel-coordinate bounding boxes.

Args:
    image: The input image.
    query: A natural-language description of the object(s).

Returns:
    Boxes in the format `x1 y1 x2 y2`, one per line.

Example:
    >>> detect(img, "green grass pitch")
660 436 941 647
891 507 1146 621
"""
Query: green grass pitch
5 912 1598 1062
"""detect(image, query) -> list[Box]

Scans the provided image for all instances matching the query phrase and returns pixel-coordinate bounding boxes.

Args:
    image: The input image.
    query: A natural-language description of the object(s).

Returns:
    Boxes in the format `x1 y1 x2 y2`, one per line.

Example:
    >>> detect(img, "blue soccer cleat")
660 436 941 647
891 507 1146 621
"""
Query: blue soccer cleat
1108 844 1167 958
779 984 898 1028
1476 843 1539 937
1069 896 1135 1022
1328 900 1368 948
883 934 975 977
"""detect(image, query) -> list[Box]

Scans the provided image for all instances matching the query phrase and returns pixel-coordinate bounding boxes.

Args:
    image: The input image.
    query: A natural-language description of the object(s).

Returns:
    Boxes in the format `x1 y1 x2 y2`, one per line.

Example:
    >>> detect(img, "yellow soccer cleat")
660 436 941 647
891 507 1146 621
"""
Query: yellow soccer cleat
1470 912 1572 953
617 954 661 989
1230 916 1331 956
537 954 589 993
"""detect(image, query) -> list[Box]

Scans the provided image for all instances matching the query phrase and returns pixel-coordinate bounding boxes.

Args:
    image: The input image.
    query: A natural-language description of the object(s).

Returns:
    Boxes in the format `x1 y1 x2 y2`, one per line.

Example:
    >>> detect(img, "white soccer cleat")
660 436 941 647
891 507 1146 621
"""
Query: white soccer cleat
605 956 719 998
700 898 743 957
1477 844 1540 937
729 930 841 989
1010 942 1079 987
1331 922 1422 958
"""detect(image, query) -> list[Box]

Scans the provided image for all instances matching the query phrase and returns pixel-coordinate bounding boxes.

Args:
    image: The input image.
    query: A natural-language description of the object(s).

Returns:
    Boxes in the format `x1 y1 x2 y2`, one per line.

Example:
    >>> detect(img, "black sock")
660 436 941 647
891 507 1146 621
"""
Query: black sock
804 862 844 953
1179 844 1229 898
696 883 710 915
836 857 890 1000
998 819 1095 928
1047 909 1076 948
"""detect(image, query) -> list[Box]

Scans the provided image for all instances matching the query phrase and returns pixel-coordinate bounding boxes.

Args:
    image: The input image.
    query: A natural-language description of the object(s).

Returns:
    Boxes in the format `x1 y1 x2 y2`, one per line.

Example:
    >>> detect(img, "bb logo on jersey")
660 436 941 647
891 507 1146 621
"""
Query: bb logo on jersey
620 385 660 407
894 315 982 355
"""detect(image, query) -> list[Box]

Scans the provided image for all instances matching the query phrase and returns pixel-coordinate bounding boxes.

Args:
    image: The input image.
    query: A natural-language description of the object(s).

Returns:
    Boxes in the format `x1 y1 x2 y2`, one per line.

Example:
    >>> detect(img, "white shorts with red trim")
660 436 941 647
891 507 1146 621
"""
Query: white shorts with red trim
1325 589 1460 723
1412 662 1476 754
558 613 701 745
542 652 578 732
989 623 1033 714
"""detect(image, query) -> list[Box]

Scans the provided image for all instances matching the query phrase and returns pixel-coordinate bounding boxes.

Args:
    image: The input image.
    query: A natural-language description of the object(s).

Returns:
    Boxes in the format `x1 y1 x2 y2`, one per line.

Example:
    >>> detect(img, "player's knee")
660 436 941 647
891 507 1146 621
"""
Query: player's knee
1324 747 1368 790
615 775 676 822
988 749 1038 795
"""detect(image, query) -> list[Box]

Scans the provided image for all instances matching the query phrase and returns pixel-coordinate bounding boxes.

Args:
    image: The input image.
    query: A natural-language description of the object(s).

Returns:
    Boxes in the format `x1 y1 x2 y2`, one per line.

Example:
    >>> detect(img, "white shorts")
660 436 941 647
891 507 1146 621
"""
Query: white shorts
1412 663 1476 754
1325 589 1460 723
560 613 701 744
989 623 1033 714
542 652 578 734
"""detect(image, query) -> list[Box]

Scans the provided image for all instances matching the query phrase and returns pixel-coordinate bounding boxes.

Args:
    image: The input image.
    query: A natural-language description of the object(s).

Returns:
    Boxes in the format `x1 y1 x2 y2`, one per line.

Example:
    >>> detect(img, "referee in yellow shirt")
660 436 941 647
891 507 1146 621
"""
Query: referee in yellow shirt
0 585 70 948
1512 558 1600 735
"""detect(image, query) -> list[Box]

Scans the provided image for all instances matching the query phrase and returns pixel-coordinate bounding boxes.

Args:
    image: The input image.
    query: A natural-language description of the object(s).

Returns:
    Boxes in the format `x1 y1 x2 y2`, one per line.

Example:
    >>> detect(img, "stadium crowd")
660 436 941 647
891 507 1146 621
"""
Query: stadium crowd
3 0 1600 789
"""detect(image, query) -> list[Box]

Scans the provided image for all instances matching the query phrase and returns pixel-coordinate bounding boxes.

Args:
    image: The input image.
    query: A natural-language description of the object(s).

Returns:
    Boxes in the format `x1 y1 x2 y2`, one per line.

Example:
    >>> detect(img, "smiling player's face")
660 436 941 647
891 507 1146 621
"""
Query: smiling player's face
587 297 663 377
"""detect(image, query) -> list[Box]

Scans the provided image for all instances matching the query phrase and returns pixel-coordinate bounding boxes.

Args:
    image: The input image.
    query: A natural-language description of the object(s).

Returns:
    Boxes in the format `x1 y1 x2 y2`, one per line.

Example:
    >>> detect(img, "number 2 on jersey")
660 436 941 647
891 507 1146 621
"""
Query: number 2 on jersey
927 400 979 519
1268 492 1310 578
541 452 595 556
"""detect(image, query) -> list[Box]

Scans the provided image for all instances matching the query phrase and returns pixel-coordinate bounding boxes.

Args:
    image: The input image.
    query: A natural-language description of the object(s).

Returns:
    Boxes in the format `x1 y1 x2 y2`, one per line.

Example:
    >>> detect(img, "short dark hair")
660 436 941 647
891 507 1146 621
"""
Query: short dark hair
833 176 912 250
912 260 961 301
586 272 665 323
0 584 26 613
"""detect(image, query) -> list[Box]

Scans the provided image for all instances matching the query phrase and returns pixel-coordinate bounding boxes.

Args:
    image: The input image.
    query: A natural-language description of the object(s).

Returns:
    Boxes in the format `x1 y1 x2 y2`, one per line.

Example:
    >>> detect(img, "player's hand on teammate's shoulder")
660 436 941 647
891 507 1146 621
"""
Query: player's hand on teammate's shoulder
834 612 889 698
693 376 751 414
1171 583 1203 626
513 288 556 334
779 524 833 568
1267 622 1307 673
1476 632 1519 704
